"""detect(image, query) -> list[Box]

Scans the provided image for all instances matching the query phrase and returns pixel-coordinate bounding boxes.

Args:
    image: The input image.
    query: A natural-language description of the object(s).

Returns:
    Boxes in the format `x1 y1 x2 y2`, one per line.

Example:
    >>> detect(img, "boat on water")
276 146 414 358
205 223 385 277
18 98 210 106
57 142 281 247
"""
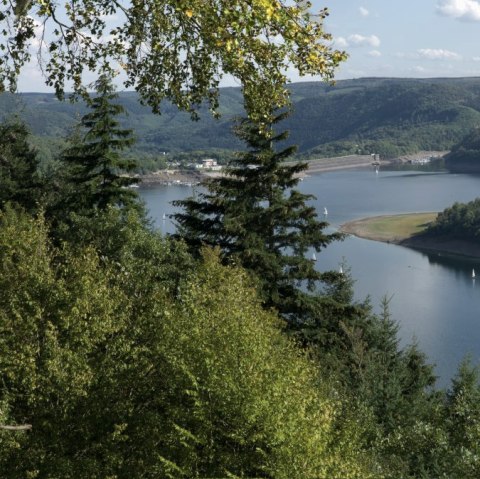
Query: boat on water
323 207 328 215
312 252 317 261
473 268 476 279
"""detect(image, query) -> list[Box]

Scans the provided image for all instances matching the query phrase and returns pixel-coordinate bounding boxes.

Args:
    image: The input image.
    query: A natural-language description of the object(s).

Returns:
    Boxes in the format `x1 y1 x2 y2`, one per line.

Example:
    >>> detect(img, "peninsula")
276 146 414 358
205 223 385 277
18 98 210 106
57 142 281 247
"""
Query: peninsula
341 212 480 258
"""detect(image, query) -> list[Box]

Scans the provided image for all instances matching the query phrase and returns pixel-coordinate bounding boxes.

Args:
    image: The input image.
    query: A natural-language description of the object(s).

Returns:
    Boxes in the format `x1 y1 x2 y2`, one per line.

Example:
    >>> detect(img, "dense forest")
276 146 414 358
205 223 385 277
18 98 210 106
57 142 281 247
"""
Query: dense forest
428 197 480 240
1 77 480 478
6 77 480 169
445 127 480 173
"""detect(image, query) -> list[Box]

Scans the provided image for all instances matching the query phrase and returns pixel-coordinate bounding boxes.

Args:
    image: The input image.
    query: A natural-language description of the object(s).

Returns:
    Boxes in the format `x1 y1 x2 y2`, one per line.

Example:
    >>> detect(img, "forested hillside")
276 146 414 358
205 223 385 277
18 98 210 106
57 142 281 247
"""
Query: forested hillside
5 77 480 167
444 127 480 173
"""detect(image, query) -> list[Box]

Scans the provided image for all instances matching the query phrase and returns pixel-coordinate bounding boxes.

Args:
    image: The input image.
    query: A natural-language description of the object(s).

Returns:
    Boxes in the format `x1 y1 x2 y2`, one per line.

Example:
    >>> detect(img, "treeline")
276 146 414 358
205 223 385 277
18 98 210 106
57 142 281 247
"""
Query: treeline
6 77 480 167
2 80 480 478
429 198 480 240
445 127 480 173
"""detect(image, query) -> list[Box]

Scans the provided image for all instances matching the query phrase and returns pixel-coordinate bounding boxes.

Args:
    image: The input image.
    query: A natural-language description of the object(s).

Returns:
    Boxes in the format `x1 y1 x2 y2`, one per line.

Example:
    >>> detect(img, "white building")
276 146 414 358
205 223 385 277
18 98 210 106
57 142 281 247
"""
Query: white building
195 159 222 171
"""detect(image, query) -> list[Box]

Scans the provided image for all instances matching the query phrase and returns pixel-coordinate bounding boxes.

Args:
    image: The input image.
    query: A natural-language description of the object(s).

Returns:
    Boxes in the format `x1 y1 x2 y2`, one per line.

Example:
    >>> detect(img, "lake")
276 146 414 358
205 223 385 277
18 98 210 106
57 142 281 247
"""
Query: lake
139 168 480 387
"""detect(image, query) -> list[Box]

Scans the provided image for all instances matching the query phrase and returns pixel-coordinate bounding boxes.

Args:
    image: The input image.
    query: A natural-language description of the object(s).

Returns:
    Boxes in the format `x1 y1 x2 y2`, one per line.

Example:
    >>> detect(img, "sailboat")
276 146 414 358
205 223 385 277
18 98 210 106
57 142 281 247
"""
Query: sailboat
323 207 328 216
339 265 344 274
162 213 167 221
312 252 317 262
473 268 476 279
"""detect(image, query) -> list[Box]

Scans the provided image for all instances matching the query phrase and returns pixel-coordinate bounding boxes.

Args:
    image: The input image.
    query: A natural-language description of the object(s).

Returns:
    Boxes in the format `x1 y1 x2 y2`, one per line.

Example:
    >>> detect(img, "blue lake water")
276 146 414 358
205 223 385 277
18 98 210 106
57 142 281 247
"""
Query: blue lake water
140 168 480 387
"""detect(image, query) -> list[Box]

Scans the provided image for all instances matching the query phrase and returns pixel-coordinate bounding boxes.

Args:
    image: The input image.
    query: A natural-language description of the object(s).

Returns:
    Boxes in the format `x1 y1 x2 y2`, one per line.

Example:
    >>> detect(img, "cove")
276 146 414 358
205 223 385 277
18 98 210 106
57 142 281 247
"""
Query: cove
140 168 480 386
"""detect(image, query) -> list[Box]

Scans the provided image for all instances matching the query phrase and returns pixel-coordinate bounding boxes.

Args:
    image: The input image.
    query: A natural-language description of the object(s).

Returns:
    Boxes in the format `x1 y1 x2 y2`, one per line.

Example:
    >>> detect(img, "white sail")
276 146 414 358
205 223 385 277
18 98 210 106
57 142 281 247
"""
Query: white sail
473 268 476 279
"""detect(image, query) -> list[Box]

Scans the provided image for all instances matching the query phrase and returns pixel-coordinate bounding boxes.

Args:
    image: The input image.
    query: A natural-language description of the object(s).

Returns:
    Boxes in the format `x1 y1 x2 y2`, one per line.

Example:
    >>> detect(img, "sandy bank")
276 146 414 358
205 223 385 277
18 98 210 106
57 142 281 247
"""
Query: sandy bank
341 213 480 259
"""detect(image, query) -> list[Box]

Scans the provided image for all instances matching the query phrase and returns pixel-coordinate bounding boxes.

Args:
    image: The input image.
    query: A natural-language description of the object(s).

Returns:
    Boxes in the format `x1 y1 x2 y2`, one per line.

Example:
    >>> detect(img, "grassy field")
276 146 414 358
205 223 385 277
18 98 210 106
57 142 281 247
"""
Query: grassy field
340 212 438 243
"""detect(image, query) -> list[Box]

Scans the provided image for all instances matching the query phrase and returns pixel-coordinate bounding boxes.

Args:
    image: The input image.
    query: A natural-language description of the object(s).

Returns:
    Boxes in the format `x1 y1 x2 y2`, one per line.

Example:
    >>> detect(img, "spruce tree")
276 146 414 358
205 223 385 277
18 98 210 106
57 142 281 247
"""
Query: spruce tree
0 119 40 212
173 110 343 320
60 76 139 214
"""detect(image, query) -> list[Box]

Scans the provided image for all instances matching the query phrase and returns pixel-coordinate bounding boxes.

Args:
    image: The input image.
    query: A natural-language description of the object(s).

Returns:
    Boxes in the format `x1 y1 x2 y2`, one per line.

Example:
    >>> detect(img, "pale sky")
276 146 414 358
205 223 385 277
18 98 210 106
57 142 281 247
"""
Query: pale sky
17 0 480 91
314 0 480 81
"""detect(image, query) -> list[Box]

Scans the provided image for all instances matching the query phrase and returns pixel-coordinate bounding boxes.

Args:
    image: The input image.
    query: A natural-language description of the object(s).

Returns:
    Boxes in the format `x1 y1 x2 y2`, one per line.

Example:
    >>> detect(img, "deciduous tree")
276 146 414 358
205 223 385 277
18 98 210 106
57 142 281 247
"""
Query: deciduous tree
1 0 346 120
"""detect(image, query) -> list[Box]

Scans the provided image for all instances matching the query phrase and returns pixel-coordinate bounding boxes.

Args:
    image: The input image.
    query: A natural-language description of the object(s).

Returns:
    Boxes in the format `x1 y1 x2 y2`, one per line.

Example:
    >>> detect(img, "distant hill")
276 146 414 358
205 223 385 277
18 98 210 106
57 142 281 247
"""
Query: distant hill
4 77 480 168
445 127 480 173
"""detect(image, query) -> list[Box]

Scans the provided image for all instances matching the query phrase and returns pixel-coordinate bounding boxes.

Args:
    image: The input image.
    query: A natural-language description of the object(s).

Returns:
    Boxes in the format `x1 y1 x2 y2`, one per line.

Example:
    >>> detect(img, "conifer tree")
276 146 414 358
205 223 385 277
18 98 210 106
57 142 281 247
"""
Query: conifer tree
61 76 139 214
173 109 343 320
0 119 40 212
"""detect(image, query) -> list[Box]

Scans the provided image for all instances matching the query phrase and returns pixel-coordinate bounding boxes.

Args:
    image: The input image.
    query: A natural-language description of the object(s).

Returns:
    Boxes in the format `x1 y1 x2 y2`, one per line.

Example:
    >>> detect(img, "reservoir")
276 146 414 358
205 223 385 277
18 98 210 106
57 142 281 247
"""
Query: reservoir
140 168 480 387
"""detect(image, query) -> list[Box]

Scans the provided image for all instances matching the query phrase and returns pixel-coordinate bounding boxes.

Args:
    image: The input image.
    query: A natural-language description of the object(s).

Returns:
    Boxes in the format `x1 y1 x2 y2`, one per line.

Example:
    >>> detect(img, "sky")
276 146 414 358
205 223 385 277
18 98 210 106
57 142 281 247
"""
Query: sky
16 0 480 91
313 0 480 81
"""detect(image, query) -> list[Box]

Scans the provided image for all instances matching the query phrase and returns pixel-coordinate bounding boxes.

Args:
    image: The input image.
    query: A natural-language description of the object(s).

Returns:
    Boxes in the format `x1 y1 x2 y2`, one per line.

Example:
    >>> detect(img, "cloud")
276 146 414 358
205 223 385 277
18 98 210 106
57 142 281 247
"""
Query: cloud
359 6 369 17
334 37 349 48
417 48 461 60
347 34 381 48
368 50 382 57
436 0 480 21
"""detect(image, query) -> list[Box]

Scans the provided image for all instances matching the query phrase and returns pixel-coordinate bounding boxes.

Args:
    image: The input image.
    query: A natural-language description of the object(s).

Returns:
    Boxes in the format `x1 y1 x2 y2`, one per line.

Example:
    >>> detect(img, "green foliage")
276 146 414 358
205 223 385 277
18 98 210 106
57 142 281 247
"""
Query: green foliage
0 0 346 122
0 206 380 478
0 119 41 212
291 270 443 478
428 198 480 240
5 77 480 166
0 206 129 477
3 73 480 479
174 110 343 320
442 358 480 478
91 248 379 478
59 76 140 214
445 127 480 173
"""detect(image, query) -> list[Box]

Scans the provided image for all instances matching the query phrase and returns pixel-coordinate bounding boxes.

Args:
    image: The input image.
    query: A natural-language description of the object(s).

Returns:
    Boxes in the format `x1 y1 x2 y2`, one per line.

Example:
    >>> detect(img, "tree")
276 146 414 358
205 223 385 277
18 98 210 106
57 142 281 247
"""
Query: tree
441 358 480 478
173 110 343 320
1 1 346 121
92 248 379 478
60 75 140 214
0 119 41 212
0 206 379 478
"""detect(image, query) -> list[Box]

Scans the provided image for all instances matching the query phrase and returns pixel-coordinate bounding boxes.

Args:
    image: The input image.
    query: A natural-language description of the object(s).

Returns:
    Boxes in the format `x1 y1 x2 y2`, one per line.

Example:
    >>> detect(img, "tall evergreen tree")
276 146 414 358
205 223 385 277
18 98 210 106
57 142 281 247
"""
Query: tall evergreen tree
60 76 139 214
0 119 40 212
173 109 343 320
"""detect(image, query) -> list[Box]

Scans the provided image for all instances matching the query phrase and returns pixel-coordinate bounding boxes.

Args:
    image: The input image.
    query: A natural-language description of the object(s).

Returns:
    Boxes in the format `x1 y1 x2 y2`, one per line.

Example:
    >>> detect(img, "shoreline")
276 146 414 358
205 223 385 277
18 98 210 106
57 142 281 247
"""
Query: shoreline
135 151 447 185
136 157 387 185
341 213 480 259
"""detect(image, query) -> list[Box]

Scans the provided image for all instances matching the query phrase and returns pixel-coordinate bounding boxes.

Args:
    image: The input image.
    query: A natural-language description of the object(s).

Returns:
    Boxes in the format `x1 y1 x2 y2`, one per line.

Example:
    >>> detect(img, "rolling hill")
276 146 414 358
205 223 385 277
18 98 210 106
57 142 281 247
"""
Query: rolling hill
3 77 480 168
